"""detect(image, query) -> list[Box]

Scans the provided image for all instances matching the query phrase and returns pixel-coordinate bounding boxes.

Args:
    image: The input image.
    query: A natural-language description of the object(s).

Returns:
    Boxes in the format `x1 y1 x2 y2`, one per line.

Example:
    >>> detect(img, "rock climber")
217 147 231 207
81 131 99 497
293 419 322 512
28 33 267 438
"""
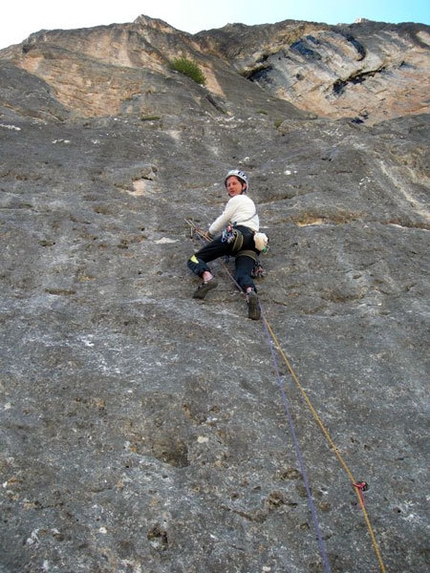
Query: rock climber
187 169 262 320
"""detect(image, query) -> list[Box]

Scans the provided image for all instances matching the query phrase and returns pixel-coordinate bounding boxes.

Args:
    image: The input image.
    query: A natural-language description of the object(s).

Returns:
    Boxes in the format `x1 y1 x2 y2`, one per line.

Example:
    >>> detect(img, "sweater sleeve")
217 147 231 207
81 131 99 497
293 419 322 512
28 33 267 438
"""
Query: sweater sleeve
208 197 238 236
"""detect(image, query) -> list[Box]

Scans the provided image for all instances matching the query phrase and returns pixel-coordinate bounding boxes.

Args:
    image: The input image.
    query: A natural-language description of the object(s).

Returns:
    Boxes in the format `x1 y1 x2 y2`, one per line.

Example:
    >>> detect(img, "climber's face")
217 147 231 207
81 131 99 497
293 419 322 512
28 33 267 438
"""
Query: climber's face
226 176 246 197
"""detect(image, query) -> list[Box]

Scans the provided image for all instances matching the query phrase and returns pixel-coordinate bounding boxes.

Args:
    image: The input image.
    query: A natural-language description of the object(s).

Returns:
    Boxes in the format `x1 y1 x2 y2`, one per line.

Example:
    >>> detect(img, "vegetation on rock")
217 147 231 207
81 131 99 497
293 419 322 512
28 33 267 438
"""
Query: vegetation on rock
170 57 206 85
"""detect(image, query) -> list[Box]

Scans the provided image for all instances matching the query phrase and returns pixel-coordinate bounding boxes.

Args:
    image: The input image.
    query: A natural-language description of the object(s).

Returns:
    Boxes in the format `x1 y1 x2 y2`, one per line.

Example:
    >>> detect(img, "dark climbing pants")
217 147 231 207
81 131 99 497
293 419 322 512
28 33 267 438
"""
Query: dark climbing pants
187 226 259 292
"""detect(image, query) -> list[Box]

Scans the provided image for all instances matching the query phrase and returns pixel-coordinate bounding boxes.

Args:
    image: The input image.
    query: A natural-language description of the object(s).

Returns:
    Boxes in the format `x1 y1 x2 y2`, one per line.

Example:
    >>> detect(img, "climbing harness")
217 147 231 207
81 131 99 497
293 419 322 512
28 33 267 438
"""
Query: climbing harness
187 219 264 272
222 224 269 257
185 218 387 573
221 225 244 254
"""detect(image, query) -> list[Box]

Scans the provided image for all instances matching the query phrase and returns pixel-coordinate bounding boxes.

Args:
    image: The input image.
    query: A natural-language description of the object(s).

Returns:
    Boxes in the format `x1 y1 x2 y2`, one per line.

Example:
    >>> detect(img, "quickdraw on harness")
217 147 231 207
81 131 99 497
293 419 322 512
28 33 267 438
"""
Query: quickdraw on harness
221 224 247 255
222 254 265 278
251 261 265 278
221 224 239 245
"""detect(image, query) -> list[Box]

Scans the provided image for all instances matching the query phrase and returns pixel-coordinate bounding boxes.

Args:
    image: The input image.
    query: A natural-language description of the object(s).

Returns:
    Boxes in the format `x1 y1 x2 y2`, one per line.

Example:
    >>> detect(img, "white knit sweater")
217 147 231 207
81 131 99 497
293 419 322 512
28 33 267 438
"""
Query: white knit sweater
208 194 259 236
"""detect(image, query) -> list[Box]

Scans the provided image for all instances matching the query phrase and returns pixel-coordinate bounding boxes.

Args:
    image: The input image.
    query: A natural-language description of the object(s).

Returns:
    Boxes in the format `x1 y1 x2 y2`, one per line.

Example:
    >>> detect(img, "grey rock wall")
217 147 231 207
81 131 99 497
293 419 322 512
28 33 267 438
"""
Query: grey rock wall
0 15 429 573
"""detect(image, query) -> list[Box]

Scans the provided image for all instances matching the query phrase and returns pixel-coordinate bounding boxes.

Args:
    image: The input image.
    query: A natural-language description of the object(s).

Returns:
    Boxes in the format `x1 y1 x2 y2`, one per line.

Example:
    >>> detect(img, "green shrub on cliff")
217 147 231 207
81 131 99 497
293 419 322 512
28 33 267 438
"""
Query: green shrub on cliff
170 57 206 85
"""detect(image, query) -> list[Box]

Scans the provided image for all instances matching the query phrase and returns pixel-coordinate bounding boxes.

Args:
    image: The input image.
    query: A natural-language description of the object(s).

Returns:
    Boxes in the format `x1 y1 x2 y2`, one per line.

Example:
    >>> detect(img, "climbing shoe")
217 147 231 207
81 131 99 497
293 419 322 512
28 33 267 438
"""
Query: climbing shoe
247 290 261 320
193 278 218 299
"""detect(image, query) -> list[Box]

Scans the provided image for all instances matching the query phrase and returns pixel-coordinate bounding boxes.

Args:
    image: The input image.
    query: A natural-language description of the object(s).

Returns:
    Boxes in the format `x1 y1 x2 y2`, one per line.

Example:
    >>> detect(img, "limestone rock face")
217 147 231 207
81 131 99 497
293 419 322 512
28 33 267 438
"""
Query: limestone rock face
201 21 430 123
0 14 429 573
1 17 429 123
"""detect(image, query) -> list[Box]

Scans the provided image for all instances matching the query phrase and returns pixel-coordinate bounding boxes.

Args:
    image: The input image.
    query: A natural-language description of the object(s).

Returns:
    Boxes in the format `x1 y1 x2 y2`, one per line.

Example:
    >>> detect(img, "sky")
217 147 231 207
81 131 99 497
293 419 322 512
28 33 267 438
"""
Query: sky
1 0 429 50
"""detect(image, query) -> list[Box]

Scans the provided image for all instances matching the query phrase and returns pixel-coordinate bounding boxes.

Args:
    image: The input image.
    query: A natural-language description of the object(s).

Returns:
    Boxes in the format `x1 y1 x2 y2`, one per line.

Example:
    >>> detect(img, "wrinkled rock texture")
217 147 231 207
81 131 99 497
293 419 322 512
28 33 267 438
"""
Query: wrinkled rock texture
0 15 429 573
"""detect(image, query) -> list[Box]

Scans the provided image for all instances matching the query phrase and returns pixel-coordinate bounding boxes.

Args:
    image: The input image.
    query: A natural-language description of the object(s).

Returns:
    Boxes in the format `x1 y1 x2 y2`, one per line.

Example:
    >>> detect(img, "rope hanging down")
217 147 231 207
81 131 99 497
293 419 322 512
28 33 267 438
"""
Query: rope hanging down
261 305 332 573
264 321 386 573
185 219 387 573
186 219 331 571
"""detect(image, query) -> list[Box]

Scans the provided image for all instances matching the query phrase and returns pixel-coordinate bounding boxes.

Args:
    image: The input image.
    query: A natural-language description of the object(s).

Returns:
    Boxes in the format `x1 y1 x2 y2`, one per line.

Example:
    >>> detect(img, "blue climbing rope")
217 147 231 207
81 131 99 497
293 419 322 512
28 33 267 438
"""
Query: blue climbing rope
260 305 332 573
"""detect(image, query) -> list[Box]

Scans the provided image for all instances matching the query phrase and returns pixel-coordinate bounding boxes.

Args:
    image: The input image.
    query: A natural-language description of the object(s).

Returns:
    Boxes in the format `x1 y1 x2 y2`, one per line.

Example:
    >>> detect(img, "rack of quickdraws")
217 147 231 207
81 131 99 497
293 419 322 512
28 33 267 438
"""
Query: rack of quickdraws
220 256 266 279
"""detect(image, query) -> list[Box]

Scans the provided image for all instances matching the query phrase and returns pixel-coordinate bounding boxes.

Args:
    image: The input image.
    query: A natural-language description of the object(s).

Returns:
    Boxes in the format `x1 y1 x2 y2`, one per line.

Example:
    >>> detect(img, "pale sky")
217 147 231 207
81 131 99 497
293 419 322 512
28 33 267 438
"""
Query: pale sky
1 0 429 50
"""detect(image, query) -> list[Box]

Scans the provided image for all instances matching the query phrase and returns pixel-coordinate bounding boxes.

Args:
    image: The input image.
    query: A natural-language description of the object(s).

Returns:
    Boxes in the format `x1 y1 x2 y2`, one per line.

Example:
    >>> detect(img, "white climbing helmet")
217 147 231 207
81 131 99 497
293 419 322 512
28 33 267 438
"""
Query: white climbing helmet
224 169 249 191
